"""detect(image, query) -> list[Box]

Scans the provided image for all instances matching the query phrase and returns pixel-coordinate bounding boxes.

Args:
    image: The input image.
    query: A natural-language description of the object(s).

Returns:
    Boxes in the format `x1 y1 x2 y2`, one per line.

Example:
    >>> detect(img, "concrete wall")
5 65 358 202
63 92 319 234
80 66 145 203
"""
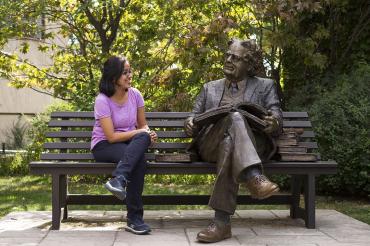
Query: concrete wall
0 20 67 146
0 78 56 144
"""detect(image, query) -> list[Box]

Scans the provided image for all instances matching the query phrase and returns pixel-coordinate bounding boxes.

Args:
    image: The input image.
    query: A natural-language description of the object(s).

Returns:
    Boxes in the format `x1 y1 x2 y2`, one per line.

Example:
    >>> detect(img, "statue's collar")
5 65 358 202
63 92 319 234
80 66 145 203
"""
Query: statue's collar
225 78 248 89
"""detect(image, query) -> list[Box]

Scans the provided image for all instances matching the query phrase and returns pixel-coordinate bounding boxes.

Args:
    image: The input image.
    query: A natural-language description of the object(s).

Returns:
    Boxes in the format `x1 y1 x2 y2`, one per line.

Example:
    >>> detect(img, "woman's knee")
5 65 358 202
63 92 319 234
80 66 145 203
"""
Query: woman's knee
133 131 151 143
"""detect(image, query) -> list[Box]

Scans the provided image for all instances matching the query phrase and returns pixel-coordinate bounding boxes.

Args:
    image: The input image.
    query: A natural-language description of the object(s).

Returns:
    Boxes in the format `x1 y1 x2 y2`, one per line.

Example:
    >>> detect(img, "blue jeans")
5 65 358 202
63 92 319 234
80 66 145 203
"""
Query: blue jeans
92 132 151 222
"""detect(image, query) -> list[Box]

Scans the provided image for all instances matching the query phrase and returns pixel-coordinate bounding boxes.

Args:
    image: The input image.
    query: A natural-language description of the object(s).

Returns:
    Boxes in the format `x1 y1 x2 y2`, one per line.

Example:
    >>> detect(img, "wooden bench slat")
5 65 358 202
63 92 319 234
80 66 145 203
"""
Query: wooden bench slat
45 130 315 139
50 112 192 119
282 112 308 118
48 120 187 128
301 131 315 138
30 160 338 168
30 160 338 176
299 142 318 148
45 130 190 138
40 153 156 160
43 142 190 149
282 121 311 127
46 131 92 138
50 111 309 119
41 153 94 160
48 120 312 128
43 141 317 150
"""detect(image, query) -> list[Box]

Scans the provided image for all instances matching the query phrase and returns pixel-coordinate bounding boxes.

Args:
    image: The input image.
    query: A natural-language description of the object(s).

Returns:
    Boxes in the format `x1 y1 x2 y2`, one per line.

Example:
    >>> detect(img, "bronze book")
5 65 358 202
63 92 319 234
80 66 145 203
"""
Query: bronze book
193 102 268 130
278 152 318 162
278 146 307 153
276 138 298 146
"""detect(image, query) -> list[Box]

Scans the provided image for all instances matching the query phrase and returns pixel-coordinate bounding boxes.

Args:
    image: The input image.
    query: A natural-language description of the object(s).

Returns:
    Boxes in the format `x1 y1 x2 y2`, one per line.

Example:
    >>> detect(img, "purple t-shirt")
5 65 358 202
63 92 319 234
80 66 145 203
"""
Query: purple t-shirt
91 88 145 150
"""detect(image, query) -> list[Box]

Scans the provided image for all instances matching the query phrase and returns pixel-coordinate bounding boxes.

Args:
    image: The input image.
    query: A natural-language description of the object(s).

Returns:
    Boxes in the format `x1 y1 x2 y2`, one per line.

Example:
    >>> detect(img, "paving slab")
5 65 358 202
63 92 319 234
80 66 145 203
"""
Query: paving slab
0 210 369 246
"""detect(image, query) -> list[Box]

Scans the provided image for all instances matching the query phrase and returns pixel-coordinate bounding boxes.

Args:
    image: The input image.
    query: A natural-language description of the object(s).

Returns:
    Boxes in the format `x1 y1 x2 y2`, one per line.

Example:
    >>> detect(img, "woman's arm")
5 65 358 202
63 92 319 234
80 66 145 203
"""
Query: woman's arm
136 106 157 143
100 117 147 143
136 107 149 130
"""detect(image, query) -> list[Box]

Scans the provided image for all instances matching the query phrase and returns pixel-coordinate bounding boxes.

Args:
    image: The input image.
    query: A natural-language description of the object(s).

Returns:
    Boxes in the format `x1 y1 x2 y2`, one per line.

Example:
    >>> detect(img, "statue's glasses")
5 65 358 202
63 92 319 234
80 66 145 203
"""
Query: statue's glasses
225 52 245 63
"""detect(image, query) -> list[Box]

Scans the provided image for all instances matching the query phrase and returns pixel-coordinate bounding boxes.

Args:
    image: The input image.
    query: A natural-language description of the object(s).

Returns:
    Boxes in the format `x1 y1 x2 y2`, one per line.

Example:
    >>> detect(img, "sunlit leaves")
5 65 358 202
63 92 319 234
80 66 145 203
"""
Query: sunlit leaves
1 0 366 111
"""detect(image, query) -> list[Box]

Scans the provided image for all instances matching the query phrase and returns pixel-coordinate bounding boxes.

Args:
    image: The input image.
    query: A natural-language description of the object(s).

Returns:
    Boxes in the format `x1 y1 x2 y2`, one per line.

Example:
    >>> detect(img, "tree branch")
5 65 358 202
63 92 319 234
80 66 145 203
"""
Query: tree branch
0 50 64 81
107 0 128 48
78 0 108 52
30 86 70 101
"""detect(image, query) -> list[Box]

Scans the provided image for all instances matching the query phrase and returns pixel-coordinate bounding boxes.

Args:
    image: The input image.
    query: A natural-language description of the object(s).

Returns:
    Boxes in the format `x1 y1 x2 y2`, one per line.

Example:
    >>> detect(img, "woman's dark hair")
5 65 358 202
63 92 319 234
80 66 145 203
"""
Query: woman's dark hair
99 56 126 97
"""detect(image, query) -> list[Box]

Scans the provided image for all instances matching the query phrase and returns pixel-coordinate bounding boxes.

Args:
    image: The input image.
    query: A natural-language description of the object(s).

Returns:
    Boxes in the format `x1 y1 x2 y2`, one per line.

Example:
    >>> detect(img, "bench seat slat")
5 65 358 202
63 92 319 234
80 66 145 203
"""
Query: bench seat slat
30 160 338 175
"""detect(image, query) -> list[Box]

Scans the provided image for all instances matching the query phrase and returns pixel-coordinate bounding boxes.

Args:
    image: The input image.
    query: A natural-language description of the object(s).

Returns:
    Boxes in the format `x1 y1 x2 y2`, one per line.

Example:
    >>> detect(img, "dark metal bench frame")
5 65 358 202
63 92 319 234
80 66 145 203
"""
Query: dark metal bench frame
29 112 337 230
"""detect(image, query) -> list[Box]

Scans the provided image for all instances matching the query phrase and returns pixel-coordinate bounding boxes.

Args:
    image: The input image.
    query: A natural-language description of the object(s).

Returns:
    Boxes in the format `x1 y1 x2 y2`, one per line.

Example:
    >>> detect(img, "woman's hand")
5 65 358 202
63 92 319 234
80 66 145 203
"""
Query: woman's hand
148 129 158 144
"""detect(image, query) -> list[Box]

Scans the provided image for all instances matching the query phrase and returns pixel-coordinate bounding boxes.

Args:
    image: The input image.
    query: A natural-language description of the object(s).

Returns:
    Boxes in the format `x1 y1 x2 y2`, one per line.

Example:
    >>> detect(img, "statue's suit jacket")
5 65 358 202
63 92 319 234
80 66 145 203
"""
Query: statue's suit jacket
189 76 282 128
188 76 283 159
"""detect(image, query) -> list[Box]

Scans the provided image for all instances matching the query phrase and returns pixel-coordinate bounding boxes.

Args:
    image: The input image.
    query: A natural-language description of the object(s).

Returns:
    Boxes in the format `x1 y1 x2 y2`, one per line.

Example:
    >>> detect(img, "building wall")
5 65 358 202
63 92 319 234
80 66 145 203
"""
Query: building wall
0 21 66 145
0 78 56 144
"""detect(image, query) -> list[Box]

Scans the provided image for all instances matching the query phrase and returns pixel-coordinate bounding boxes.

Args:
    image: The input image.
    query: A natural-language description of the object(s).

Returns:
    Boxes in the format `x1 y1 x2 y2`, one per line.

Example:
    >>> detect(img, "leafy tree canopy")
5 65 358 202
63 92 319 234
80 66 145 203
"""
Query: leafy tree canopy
0 0 369 110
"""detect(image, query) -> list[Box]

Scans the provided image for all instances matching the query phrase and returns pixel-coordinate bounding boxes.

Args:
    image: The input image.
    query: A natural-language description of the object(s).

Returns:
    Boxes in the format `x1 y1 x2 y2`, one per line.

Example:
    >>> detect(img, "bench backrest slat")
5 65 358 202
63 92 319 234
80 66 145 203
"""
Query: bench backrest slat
45 130 316 139
50 111 309 119
48 120 311 128
41 153 157 161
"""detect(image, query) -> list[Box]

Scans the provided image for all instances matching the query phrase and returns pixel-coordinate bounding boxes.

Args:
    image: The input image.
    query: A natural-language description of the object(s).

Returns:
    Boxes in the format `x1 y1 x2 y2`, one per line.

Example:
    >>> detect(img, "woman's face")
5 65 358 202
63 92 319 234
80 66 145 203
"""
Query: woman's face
116 62 132 91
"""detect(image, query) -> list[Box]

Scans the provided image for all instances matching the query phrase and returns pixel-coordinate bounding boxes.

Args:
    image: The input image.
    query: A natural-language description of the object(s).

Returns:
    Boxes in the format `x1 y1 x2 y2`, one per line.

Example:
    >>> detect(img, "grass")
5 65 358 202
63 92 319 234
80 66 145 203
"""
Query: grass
1 175 369 225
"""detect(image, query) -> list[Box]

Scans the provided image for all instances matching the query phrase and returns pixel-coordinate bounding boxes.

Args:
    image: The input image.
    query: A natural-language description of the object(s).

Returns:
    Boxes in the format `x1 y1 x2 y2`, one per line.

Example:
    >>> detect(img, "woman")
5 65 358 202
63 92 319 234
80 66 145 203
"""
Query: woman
91 56 157 235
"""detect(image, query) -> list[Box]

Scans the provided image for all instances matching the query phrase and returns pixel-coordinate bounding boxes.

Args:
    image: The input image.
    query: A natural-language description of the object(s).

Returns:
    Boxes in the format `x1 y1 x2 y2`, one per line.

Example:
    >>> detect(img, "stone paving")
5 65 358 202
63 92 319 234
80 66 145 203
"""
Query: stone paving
0 210 369 245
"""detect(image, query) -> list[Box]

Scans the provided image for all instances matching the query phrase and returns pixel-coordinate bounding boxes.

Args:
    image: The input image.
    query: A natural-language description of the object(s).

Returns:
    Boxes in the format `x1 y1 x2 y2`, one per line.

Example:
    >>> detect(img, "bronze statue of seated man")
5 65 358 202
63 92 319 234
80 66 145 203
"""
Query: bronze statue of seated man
184 38 282 243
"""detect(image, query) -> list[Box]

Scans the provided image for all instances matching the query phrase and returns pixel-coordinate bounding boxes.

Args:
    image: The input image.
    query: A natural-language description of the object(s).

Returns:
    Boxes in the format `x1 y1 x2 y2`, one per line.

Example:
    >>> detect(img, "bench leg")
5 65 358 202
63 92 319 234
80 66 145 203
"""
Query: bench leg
51 174 63 230
290 175 303 219
60 175 68 220
304 174 316 229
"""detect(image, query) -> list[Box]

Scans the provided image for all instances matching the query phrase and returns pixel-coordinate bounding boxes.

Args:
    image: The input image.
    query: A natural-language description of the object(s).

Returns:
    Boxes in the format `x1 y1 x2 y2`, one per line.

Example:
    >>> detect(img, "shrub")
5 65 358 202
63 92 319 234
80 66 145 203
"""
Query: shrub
0 102 75 176
25 102 74 164
2 115 29 150
310 64 370 197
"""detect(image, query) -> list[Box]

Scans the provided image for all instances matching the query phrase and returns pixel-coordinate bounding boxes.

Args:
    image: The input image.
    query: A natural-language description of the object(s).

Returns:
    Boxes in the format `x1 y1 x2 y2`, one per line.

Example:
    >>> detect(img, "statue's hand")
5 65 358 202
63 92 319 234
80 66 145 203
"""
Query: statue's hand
263 111 279 134
184 117 195 137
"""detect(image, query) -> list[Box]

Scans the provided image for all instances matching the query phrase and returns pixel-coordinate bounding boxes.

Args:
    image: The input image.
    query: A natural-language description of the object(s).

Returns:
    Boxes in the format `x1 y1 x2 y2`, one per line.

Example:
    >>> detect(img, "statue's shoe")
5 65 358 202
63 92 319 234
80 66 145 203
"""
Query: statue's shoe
246 175 280 199
196 221 232 243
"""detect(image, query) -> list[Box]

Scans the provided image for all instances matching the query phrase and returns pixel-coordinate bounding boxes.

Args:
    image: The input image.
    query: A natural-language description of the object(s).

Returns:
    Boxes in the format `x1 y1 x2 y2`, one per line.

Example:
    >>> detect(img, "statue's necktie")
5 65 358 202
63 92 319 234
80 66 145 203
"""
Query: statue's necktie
231 83 238 96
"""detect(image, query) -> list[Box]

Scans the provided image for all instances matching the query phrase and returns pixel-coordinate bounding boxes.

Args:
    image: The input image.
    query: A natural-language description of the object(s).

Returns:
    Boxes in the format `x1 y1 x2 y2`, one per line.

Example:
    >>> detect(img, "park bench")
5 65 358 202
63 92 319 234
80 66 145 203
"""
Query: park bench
29 111 337 230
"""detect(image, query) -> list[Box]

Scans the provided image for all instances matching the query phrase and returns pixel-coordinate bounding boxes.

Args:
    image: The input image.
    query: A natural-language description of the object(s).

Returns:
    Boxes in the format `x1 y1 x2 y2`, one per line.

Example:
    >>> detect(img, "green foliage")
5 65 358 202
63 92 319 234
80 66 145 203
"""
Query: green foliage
0 155 15 176
283 0 370 108
145 174 216 185
2 115 29 150
0 0 334 111
9 152 28 175
25 101 74 163
310 64 370 196
0 102 74 176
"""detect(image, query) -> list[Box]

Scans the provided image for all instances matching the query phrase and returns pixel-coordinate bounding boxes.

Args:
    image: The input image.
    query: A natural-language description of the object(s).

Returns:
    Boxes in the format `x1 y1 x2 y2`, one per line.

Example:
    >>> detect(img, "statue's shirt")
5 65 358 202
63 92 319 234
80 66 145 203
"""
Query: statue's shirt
220 79 247 106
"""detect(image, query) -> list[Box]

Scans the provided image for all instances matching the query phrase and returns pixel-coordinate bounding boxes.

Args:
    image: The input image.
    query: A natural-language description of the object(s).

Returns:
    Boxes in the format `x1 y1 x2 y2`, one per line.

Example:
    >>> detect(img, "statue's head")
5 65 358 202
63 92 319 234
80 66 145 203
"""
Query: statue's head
223 38 263 81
